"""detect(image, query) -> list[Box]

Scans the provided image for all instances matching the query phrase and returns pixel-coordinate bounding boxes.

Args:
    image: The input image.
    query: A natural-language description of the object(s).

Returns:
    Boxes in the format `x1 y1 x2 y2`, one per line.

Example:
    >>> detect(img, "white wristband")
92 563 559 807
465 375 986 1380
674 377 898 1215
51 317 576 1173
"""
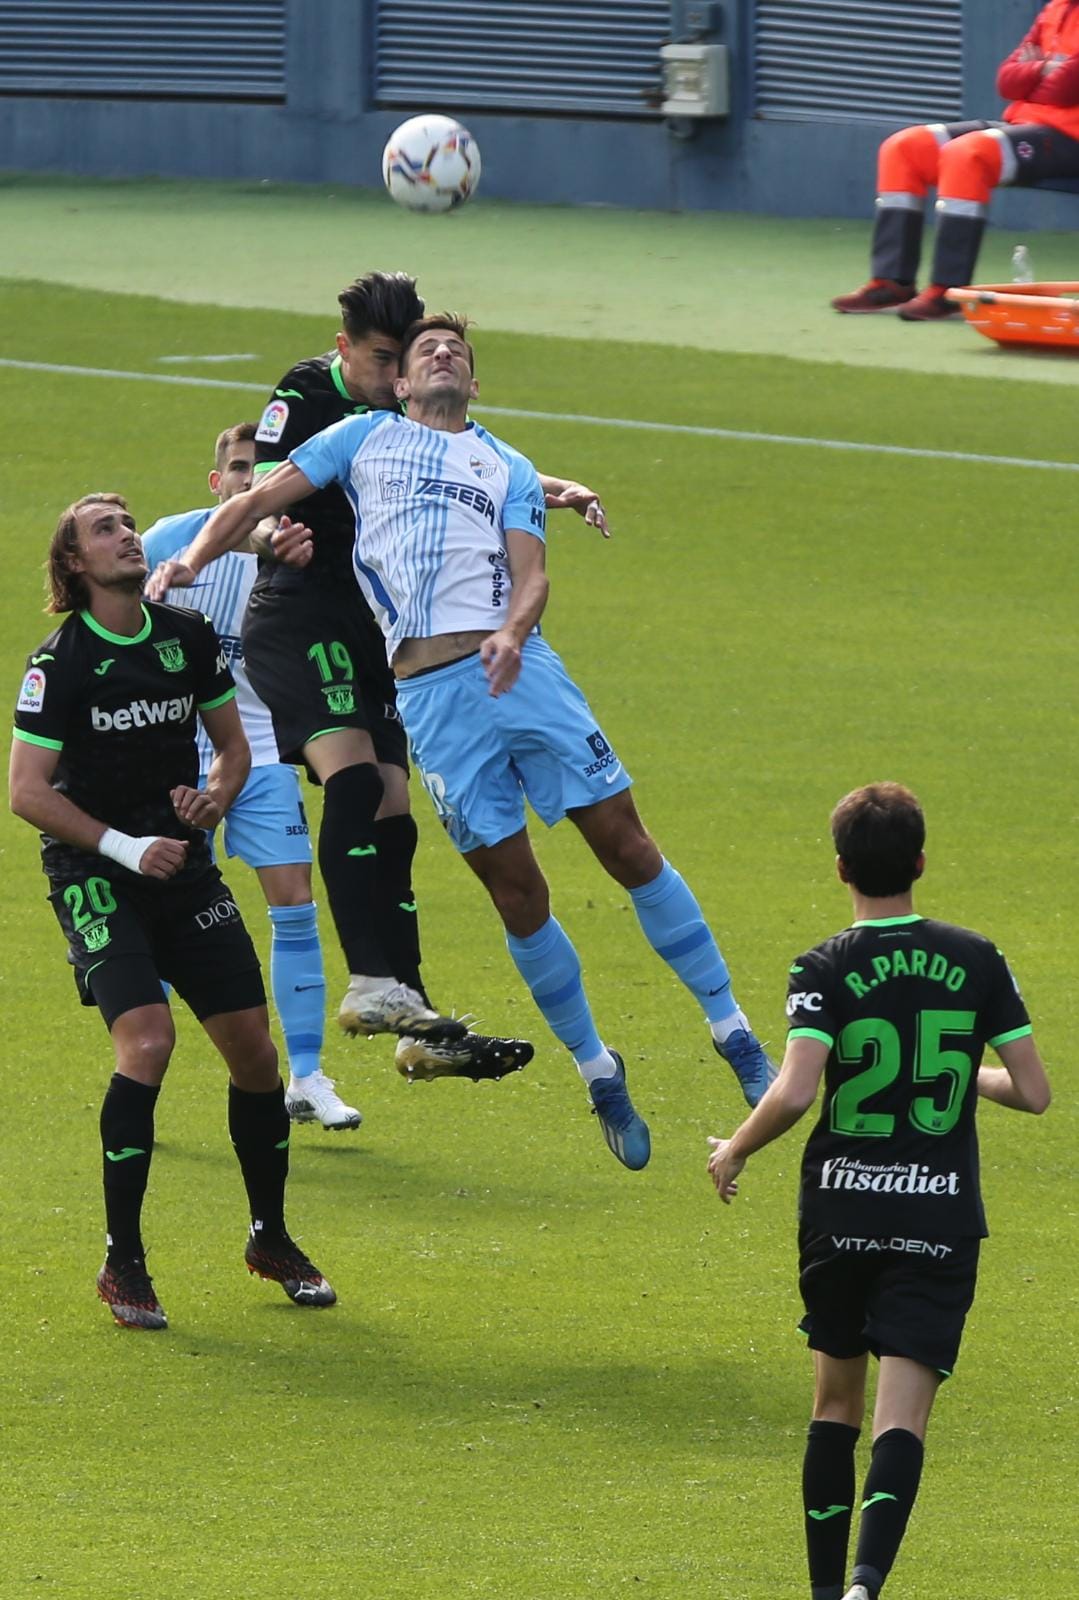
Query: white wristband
99 828 160 875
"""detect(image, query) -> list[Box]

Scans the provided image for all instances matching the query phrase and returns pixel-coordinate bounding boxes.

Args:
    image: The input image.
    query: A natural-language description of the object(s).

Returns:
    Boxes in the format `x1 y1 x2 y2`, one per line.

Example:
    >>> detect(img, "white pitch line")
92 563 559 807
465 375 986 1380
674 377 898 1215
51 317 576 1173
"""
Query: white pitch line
0 358 267 392
157 353 258 364
2 356 1078 475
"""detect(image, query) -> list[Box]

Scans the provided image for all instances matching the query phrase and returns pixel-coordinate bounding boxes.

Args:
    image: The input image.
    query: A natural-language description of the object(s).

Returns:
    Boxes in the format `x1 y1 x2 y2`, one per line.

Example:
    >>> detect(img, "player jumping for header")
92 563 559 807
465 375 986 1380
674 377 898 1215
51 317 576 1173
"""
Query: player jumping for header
147 315 776 1170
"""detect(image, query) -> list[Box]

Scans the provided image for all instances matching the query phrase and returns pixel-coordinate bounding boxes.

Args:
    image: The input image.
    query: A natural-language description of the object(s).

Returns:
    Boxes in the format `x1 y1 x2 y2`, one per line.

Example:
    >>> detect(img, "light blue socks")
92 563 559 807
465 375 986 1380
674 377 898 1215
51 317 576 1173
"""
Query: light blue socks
268 902 325 1079
506 916 606 1069
629 860 738 1024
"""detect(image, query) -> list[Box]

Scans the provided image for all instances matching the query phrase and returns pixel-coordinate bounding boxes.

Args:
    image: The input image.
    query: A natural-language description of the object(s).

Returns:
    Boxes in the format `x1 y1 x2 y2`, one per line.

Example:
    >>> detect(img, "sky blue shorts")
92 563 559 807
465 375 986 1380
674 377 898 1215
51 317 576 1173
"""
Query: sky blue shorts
395 634 632 854
202 763 313 869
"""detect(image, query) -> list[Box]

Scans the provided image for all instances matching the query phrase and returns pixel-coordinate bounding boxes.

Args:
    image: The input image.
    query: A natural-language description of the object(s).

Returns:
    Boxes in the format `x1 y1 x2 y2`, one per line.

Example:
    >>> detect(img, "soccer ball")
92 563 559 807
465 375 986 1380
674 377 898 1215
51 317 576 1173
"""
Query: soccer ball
382 114 481 213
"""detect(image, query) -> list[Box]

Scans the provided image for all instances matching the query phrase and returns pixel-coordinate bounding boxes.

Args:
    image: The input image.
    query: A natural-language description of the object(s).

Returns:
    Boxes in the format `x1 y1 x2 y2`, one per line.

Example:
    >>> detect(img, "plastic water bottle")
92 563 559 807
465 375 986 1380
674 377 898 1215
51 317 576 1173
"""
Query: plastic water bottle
1012 244 1034 284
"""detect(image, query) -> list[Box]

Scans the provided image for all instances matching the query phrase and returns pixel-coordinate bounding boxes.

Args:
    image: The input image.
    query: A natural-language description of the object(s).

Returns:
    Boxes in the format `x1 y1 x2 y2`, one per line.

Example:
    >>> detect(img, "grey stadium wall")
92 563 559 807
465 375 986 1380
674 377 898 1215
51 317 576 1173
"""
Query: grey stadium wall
0 0 1074 229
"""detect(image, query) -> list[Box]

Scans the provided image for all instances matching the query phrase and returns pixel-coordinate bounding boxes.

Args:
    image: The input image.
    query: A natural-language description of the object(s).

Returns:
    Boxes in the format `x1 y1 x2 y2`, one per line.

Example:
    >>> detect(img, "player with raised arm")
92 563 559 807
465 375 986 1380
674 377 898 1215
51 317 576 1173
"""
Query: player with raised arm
707 783 1050 1600
142 423 360 1133
148 271 601 1083
9 494 334 1330
150 315 777 1170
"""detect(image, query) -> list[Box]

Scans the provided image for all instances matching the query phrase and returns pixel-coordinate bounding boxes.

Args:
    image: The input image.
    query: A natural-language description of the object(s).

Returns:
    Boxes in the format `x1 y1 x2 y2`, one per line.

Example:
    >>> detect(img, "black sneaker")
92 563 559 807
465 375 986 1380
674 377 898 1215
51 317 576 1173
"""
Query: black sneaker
96 1258 168 1330
395 1031 535 1082
244 1229 336 1307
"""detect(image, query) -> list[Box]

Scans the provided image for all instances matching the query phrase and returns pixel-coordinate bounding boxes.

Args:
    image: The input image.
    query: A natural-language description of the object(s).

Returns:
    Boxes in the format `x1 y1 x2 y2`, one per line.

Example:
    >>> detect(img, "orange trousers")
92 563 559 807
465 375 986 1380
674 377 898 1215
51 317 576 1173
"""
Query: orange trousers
878 124 1004 204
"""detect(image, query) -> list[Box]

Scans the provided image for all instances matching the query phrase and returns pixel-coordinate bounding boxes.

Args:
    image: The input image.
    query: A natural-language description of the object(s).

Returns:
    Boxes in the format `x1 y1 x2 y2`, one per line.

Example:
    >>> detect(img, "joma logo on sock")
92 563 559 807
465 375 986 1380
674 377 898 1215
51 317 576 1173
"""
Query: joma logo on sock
91 695 194 731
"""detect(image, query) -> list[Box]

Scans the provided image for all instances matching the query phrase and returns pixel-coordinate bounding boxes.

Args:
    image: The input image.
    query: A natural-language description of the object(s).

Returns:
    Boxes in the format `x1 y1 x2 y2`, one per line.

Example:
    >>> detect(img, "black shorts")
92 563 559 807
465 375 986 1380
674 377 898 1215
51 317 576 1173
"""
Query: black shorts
243 573 408 772
940 120 1079 185
49 862 265 1029
797 1225 981 1378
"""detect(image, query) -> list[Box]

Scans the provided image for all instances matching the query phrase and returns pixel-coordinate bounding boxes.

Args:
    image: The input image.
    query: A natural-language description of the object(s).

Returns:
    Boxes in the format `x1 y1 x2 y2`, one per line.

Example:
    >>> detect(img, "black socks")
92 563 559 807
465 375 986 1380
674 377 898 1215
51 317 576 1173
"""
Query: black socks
228 1080 290 1238
804 1419 860 1600
318 763 389 976
851 1428 925 1596
374 812 426 999
101 1073 160 1263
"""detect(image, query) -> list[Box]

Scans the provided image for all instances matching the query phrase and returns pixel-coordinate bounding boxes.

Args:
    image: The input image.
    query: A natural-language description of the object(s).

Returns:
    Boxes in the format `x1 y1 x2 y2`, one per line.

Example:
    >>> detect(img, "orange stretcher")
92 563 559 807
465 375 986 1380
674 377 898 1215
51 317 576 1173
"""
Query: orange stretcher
946 282 1079 349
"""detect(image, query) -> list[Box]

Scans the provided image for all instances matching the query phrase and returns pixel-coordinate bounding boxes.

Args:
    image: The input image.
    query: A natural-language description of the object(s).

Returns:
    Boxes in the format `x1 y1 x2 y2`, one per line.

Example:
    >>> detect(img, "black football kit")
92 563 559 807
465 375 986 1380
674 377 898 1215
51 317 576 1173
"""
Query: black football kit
245 353 407 769
13 602 264 1025
786 913 1031 1373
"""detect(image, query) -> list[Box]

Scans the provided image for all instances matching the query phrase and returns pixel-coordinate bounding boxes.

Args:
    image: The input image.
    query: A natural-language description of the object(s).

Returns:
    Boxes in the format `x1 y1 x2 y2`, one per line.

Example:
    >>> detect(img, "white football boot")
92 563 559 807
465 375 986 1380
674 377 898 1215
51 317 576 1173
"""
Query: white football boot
285 1070 362 1131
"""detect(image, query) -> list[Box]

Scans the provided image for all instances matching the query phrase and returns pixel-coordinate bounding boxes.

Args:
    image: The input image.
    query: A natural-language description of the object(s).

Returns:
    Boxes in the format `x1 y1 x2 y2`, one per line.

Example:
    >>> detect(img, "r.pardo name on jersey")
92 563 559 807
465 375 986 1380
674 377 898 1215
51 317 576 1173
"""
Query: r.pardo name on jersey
846 947 967 997
417 478 496 524
820 1157 961 1196
91 695 194 732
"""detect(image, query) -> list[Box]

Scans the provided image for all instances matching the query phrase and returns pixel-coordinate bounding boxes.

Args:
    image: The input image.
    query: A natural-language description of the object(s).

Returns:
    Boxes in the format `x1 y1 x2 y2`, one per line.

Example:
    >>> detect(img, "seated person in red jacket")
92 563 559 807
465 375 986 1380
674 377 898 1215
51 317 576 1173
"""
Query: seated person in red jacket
833 0 1079 321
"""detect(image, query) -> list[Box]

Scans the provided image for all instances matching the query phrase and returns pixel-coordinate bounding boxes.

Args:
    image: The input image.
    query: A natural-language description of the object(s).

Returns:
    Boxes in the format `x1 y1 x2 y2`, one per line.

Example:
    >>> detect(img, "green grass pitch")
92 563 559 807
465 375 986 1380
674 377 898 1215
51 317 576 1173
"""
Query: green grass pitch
0 184 1076 1599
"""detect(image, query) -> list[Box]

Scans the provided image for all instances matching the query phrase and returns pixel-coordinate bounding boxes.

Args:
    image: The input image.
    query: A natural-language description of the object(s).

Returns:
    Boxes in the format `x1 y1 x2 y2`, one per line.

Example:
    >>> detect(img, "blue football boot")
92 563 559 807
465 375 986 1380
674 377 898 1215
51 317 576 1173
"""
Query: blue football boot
588 1052 651 1170
713 1027 777 1108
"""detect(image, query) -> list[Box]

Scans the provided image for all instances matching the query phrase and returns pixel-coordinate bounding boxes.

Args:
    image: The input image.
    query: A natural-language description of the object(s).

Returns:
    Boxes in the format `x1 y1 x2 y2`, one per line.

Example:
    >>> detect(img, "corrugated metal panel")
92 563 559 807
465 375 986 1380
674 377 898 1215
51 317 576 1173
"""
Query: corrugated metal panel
755 1 963 123
0 1 285 99
374 1 669 117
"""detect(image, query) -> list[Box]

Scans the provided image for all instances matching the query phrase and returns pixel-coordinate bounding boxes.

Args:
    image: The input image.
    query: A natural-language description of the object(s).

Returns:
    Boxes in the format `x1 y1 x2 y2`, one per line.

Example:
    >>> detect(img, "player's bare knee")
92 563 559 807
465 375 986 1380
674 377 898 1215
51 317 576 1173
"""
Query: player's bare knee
485 870 548 936
376 762 411 818
257 862 313 906
114 1021 174 1085
227 1033 280 1093
204 1006 279 1090
597 825 661 888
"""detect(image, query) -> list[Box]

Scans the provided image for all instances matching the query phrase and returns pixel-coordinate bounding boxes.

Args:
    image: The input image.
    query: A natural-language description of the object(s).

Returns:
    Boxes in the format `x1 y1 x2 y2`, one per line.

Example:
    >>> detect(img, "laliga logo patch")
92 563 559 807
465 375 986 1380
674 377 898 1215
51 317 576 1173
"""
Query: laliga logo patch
583 729 619 777
469 454 496 480
17 667 46 713
255 399 289 443
1017 140 1034 161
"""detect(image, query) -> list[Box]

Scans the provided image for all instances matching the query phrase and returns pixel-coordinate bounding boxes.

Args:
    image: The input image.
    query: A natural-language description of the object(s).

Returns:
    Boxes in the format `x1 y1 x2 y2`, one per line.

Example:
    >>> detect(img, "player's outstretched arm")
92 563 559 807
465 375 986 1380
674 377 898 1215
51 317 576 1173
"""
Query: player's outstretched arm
192 699 252 827
145 464 318 597
538 474 610 538
9 738 186 879
978 1033 1051 1114
480 528 550 697
707 1035 827 1202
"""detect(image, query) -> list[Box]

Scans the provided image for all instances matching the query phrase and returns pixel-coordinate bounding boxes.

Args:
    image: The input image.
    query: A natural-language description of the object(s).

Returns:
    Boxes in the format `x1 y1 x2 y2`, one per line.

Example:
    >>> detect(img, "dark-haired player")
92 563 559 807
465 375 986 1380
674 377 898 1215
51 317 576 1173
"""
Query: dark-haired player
707 783 1050 1600
149 315 778 1172
243 272 455 1055
10 494 334 1330
149 270 602 1083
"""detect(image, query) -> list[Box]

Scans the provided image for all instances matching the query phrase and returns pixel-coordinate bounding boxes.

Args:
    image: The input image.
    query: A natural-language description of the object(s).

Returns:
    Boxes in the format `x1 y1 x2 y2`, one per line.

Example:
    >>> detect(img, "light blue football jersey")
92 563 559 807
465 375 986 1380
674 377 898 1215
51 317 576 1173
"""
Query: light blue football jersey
290 412 547 659
141 508 279 774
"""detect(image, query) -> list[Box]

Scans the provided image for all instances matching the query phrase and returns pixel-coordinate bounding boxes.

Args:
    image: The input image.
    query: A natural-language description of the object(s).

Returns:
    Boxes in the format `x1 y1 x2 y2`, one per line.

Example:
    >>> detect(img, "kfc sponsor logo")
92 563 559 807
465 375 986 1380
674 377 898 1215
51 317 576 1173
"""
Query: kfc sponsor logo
787 990 823 1016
